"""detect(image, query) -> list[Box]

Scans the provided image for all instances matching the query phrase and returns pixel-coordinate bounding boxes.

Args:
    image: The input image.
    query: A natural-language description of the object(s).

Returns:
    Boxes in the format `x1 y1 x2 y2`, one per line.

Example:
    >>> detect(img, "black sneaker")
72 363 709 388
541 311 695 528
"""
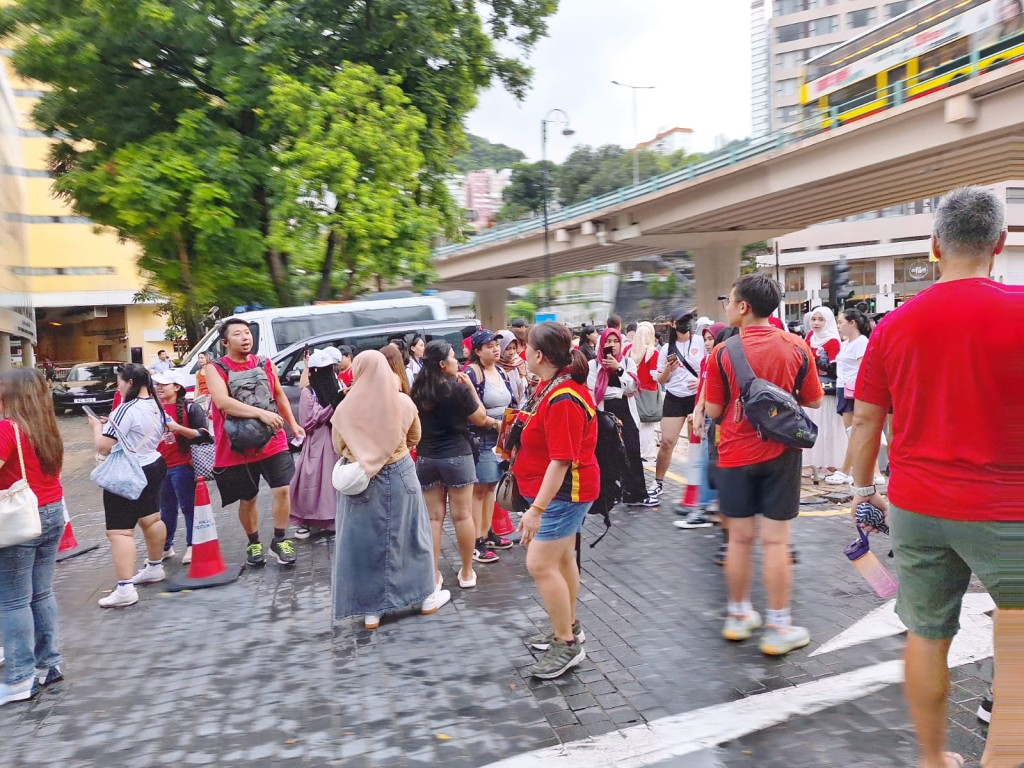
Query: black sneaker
714 543 728 566
673 510 713 529
486 531 513 550
977 688 993 724
34 665 63 687
790 547 799 565
270 539 297 566
630 495 659 508
530 639 586 679
246 542 266 567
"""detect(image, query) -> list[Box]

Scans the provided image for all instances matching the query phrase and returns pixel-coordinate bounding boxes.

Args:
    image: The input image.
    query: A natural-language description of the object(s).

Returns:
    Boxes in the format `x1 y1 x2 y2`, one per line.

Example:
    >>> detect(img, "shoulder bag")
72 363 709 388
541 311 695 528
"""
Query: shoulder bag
90 414 153 500
0 422 42 549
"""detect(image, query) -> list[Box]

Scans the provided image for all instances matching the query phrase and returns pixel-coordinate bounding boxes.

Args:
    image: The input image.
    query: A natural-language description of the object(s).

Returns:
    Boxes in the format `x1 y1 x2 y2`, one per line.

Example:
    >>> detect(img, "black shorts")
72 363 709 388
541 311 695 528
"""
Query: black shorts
104 458 167 530
836 390 855 415
717 449 802 521
662 392 696 419
213 450 295 506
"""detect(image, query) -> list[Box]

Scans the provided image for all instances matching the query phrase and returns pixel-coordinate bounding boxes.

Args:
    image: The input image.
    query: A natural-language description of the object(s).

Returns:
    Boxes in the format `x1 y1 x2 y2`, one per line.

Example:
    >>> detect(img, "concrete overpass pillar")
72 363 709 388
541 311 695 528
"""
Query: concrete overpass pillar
475 286 508 332
22 340 34 368
691 244 741 321
0 333 11 372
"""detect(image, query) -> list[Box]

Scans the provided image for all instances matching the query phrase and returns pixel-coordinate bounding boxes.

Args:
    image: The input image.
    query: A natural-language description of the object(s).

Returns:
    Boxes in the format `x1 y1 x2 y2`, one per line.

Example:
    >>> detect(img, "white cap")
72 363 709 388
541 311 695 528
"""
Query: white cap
152 368 189 388
307 349 334 369
321 346 343 364
696 316 713 328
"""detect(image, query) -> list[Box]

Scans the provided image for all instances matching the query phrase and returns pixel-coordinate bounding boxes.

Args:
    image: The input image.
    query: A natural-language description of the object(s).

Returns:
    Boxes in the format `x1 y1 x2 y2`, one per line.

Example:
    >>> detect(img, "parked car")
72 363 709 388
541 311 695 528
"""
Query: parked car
52 362 122 413
272 318 480 412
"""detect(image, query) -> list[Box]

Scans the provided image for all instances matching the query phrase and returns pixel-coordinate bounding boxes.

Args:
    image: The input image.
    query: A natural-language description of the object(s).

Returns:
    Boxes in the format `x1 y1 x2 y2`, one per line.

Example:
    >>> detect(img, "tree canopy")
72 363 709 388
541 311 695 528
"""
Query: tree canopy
0 0 558 343
454 134 527 174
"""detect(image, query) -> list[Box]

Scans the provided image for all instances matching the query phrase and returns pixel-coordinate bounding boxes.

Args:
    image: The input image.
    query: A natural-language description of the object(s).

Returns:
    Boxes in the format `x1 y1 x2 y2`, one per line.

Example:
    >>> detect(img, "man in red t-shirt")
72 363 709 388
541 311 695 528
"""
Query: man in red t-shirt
849 187 1024 768
703 273 823 657
205 319 305 567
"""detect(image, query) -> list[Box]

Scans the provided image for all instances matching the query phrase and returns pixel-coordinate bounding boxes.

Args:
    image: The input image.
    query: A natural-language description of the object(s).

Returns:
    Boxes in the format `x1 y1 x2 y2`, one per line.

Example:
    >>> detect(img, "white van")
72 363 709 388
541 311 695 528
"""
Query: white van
175 296 449 378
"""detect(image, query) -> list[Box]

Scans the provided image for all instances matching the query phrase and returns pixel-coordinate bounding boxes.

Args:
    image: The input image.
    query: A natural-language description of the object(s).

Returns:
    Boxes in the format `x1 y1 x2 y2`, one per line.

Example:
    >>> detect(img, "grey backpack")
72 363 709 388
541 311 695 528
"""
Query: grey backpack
213 357 278 453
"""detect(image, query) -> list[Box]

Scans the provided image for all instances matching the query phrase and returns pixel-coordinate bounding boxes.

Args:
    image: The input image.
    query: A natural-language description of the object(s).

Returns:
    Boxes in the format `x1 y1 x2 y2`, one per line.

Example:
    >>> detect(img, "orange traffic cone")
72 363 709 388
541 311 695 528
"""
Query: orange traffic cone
677 431 703 509
167 478 241 591
56 498 99 562
491 501 515 536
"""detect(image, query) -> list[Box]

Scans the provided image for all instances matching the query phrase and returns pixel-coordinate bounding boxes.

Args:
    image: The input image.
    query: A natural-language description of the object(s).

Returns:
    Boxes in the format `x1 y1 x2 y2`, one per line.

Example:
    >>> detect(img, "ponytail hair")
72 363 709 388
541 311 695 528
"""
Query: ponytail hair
119 363 153 403
841 308 872 338
527 322 589 384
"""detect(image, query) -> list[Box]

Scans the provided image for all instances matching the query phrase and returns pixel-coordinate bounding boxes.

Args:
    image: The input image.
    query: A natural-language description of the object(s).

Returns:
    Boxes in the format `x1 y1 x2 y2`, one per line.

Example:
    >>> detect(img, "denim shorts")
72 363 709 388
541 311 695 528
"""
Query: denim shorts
416 453 477 490
473 430 502 485
526 497 592 542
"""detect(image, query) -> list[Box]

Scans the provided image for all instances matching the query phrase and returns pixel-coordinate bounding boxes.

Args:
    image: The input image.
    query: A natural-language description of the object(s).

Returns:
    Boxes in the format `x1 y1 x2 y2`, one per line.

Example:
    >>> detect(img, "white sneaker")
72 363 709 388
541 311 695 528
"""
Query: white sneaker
98 586 138 608
364 614 381 630
181 546 193 565
457 568 477 589
421 588 451 614
823 472 852 485
161 547 176 561
131 563 166 585
0 646 4 666
873 474 887 485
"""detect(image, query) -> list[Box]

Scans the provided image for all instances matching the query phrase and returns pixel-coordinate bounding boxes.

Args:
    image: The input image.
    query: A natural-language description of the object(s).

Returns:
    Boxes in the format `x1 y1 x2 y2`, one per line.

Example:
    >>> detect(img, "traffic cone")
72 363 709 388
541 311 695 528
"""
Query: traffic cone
491 501 515 536
167 478 241 591
677 432 704 509
56 498 99 562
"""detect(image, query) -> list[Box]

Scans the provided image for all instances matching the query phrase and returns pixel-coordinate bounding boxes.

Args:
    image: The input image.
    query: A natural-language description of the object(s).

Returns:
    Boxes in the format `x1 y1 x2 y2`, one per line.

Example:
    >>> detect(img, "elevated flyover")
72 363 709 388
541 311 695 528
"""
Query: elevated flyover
436 59 1024 326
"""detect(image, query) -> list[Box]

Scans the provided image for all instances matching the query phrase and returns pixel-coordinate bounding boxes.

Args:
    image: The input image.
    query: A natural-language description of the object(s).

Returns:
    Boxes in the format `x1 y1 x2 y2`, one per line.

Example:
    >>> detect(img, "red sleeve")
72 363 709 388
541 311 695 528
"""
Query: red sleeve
544 395 588 461
705 345 726 407
823 339 841 361
795 340 825 405
854 330 892 410
0 420 14 465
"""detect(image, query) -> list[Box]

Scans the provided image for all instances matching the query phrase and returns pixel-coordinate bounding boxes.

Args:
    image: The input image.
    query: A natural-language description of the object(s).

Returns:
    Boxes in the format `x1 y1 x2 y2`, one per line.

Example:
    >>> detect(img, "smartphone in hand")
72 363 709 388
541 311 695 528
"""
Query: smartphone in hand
603 346 614 358
81 405 99 421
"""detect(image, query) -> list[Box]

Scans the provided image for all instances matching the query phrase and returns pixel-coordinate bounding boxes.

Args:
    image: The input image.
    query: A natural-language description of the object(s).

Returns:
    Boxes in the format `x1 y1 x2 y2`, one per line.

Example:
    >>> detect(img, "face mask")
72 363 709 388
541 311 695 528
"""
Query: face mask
675 321 691 334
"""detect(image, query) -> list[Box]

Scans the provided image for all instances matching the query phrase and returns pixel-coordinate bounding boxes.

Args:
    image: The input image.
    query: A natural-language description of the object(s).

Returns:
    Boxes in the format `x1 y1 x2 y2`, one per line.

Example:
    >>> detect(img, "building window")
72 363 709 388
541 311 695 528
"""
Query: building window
1007 187 1024 203
776 23 806 43
776 105 801 123
894 256 936 283
847 261 877 286
809 16 839 36
809 0 840 7
775 78 799 97
785 267 805 292
775 50 805 69
885 1 914 19
774 0 809 15
848 8 876 28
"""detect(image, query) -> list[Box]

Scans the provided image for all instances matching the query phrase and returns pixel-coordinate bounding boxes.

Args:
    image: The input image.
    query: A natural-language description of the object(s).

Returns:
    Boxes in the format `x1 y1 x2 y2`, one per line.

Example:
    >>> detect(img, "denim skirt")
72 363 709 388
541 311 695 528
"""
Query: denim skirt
473 430 502 485
332 455 435 620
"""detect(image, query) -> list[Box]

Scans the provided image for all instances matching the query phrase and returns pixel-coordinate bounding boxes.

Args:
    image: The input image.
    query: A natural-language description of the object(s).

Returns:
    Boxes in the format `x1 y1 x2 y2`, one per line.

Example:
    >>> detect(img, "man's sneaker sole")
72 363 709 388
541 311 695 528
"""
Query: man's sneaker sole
472 550 499 563
530 645 587 679
723 612 763 641
759 627 811 656
98 593 138 609
673 518 713 529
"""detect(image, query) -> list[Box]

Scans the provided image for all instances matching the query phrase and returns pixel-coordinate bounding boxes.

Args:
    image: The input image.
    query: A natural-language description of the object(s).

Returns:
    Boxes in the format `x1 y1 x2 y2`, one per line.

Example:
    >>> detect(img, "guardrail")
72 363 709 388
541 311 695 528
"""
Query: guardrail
434 36 1023 260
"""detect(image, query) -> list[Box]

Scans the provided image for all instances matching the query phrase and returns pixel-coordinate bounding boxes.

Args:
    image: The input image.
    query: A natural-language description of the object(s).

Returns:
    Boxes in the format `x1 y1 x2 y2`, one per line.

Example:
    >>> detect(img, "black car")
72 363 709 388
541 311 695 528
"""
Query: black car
52 362 122 414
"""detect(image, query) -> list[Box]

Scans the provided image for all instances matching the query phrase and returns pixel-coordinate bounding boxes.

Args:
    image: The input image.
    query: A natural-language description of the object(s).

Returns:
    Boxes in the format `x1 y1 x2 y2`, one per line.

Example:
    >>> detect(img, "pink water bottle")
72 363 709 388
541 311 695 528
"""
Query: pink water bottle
844 527 898 599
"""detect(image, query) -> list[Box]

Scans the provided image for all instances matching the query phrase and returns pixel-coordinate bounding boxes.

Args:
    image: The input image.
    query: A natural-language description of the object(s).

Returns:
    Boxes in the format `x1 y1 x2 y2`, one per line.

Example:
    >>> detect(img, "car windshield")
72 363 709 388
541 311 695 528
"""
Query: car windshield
67 365 119 382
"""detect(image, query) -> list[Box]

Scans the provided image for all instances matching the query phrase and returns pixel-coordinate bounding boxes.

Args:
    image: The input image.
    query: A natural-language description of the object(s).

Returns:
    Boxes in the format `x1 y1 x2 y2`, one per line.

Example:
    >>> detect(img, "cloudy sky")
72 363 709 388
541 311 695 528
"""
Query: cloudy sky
467 0 754 162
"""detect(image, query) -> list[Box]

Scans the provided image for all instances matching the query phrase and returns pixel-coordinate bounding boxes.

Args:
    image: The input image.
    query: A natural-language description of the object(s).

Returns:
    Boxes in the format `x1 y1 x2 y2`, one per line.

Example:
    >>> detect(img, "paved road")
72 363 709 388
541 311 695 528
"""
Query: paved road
1 415 992 767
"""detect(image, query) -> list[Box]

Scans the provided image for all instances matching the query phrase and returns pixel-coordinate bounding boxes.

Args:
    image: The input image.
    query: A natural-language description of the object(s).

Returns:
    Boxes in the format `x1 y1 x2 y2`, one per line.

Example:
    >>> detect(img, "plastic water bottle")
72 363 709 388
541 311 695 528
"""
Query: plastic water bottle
844 526 898 599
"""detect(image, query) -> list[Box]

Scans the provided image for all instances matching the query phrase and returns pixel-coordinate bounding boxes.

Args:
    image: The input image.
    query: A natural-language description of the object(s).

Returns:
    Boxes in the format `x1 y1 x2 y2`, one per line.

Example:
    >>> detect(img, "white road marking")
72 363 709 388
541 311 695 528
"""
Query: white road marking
484 598 994 768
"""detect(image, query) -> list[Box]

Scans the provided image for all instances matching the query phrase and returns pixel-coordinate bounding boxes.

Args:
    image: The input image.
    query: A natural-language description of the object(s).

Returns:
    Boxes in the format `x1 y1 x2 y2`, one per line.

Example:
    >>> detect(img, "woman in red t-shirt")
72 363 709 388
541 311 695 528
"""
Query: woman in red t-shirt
152 370 210 565
515 322 597 680
804 306 847 480
0 369 66 702
629 321 661 464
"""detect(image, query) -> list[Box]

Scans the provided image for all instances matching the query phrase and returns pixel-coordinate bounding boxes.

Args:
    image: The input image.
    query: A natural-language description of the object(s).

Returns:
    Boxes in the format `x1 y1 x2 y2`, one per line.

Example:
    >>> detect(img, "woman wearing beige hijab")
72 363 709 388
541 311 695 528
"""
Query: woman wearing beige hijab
330 351 450 629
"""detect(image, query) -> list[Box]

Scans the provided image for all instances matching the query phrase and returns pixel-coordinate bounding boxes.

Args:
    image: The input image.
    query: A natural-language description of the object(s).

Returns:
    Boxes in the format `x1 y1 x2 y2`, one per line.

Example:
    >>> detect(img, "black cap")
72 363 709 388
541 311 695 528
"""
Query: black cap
510 318 528 328
669 308 694 323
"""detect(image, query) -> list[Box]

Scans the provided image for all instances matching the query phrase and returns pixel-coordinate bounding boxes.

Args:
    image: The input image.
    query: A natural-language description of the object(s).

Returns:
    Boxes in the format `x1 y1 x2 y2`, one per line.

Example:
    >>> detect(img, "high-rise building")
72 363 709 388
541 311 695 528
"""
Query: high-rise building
750 0 771 138
465 169 512 230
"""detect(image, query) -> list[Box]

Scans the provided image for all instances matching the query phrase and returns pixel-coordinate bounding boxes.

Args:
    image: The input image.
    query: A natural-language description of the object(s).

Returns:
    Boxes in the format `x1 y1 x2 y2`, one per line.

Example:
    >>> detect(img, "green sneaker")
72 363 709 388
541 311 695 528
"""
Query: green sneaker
722 610 763 641
759 624 810 656
245 542 266 567
530 639 586 680
527 620 586 651
270 538 297 566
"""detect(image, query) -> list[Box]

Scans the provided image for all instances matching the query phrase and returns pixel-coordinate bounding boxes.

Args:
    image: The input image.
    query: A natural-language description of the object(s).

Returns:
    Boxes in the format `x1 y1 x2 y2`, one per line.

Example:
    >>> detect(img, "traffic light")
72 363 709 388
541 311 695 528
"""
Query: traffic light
800 300 810 314
829 257 854 310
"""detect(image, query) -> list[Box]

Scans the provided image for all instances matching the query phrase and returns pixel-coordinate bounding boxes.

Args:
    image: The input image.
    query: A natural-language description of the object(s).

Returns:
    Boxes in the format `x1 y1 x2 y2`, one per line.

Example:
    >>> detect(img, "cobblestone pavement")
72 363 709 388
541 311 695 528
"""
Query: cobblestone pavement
0 415 993 767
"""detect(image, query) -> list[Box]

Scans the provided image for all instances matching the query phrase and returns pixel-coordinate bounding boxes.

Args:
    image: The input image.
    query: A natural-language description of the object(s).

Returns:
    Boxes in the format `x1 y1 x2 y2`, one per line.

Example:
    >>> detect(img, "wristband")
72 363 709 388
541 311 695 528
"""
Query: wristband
529 503 547 515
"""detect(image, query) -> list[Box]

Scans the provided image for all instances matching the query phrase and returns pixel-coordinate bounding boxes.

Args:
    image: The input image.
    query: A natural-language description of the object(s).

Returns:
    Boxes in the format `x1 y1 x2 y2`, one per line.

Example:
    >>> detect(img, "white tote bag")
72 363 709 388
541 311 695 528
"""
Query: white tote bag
0 422 41 549
332 459 370 496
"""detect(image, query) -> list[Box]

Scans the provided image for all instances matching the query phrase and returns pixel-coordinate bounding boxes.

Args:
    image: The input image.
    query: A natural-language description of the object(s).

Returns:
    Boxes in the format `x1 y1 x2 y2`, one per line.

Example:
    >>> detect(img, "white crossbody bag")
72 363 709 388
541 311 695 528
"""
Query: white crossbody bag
0 421 42 549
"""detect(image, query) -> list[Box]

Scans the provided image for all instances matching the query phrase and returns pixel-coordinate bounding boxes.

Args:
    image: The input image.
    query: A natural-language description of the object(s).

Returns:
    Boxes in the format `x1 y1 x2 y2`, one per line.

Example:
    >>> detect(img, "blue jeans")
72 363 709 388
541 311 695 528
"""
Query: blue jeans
0 500 63 685
699 419 719 508
160 464 196 551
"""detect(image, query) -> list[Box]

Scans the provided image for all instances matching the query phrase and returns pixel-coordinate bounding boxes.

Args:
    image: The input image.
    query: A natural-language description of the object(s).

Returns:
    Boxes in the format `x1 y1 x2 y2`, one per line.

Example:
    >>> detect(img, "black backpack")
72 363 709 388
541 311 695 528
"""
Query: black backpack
718 334 818 450
588 410 627 547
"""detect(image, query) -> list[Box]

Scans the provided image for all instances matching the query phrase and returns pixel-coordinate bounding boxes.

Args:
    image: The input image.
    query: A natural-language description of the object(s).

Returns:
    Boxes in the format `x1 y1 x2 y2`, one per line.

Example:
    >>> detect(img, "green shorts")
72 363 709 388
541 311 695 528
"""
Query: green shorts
890 504 1024 640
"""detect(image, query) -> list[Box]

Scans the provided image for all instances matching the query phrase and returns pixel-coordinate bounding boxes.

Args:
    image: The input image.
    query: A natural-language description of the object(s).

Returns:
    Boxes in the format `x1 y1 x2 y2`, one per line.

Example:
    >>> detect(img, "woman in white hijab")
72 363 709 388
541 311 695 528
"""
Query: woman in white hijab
802 306 847 481
330 350 450 629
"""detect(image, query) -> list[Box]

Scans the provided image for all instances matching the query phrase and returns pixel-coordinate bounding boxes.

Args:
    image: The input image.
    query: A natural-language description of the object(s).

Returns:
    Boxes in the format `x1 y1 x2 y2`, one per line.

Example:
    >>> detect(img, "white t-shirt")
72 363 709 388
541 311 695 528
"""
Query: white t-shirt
103 397 167 466
656 336 705 398
835 335 869 392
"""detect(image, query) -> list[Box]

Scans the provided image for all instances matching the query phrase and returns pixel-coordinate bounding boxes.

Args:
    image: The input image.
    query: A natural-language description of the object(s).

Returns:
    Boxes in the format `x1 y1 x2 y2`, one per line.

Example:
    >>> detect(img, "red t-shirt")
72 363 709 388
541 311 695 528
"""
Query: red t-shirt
856 278 1024 521
339 368 354 388
514 379 600 503
806 334 840 362
705 326 824 468
157 402 192 469
210 355 288 468
635 353 659 392
0 419 63 505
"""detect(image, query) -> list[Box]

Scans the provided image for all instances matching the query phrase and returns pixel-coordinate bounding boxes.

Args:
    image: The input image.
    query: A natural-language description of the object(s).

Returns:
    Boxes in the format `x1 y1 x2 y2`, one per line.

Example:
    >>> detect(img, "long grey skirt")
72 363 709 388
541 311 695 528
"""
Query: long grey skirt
332 455 435 621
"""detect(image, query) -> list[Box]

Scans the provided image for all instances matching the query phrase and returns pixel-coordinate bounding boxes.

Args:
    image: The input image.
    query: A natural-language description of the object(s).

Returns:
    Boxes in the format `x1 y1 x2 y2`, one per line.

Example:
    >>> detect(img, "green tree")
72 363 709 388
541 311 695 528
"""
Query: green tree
498 161 554 218
0 0 558 340
507 299 537 322
455 134 526 173
741 241 773 275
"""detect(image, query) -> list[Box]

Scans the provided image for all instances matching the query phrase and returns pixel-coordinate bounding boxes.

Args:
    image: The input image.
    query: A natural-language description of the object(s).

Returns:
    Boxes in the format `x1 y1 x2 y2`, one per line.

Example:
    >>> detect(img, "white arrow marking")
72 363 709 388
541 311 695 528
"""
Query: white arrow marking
483 596 994 768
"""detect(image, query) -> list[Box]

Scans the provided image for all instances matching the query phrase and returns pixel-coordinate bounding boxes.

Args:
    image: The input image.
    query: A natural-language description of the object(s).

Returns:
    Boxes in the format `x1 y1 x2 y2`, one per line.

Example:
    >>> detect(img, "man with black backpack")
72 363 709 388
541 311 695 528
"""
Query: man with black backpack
702 274 824 656
205 318 305 568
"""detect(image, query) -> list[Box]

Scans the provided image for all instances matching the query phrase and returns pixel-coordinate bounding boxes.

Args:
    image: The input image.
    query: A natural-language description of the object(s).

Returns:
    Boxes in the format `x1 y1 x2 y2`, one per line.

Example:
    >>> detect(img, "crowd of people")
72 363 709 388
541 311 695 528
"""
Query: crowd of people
0 186 1021 768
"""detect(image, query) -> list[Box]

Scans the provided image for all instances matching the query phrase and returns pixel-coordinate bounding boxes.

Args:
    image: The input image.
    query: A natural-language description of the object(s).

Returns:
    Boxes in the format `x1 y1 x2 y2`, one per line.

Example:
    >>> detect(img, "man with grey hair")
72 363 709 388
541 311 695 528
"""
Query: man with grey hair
849 186 1024 768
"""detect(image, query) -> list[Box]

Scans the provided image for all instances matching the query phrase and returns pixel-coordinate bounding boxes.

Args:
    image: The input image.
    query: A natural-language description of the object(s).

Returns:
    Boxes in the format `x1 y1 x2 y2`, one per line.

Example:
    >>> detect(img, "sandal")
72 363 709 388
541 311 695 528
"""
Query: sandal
943 753 965 768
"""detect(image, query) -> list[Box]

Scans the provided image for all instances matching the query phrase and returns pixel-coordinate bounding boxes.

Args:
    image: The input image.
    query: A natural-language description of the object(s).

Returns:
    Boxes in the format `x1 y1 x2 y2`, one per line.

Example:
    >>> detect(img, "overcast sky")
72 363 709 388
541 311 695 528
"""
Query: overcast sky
466 0 754 162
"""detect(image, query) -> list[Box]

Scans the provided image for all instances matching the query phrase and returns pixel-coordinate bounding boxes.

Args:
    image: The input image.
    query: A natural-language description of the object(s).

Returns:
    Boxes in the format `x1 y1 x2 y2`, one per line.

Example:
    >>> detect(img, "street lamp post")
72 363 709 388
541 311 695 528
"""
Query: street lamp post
541 109 575 309
611 80 655 186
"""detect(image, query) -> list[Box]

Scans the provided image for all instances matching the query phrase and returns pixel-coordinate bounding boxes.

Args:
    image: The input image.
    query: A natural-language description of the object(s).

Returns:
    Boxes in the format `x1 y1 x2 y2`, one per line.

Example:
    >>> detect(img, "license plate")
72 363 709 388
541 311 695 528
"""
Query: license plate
74 397 98 404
